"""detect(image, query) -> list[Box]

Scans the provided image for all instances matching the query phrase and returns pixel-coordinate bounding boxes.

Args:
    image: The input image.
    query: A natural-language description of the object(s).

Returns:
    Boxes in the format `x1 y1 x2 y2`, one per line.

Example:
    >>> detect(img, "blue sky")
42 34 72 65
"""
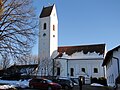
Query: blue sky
32 0 120 55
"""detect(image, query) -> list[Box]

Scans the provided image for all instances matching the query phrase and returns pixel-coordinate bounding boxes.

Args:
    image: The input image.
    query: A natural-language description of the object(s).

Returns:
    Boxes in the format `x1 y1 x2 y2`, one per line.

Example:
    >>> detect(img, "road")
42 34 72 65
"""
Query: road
19 85 114 90
73 85 114 90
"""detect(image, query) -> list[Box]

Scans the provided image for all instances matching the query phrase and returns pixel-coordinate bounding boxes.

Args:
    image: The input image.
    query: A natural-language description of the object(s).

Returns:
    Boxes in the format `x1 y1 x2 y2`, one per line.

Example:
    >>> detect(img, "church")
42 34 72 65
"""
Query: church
38 4 106 83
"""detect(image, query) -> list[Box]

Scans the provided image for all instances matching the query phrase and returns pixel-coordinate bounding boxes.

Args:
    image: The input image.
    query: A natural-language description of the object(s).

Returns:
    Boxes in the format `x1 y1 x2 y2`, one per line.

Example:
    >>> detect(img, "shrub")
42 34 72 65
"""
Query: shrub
91 77 107 86
98 77 107 86
91 77 98 84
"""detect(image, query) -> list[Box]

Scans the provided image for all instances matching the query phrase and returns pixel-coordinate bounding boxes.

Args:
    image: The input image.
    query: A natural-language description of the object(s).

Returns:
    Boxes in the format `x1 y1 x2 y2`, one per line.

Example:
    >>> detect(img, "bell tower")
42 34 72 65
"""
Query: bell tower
38 4 58 76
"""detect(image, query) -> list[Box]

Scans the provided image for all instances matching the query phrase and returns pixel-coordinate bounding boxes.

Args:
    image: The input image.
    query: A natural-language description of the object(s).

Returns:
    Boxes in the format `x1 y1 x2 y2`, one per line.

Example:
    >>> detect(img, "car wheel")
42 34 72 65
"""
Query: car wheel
30 85 34 89
48 86 52 90
64 86 69 90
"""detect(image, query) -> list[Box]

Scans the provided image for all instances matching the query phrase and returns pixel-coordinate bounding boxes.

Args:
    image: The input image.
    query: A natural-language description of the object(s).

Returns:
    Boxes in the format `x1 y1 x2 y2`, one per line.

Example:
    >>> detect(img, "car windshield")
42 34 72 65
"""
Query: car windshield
46 79 52 83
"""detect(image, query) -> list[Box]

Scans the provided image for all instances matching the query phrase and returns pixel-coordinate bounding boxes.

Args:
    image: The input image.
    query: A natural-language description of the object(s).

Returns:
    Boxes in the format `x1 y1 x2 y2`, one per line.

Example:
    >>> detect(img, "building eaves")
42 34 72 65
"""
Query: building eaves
102 45 120 66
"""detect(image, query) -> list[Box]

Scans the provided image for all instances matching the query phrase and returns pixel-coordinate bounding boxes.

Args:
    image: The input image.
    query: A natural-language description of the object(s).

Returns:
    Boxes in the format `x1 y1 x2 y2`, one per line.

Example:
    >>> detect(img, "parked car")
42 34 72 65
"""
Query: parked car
29 78 62 90
70 78 79 85
52 78 74 90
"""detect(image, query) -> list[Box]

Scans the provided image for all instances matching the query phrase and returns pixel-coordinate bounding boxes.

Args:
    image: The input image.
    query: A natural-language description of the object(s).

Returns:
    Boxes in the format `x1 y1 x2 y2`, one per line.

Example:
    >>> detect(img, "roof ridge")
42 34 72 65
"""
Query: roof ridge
43 4 54 8
58 43 105 48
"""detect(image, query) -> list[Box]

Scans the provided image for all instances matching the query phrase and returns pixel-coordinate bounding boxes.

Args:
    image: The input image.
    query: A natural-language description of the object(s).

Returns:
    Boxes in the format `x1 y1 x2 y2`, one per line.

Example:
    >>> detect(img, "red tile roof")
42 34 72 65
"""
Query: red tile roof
58 44 105 56
40 5 54 18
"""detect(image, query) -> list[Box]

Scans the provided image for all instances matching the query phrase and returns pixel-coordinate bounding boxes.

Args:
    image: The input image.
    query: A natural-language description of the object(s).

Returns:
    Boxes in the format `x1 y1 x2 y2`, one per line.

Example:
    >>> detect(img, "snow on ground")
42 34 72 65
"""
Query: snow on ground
0 85 15 89
0 79 30 88
91 83 104 86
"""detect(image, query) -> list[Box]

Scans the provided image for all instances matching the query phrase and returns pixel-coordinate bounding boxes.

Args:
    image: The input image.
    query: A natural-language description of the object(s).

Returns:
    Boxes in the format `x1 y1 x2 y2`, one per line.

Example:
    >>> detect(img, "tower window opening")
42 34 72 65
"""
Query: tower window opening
53 25 55 31
43 33 46 37
43 23 46 30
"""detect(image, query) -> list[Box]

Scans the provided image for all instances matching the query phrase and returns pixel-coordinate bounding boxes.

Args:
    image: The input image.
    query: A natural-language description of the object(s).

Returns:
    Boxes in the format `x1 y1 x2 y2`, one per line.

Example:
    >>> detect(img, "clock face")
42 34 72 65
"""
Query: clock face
43 33 46 37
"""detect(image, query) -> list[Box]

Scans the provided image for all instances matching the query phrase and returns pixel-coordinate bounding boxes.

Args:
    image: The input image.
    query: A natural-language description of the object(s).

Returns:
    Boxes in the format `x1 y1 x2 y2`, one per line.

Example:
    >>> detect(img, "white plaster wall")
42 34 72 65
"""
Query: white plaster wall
39 17 50 59
68 59 104 78
106 58 118 86
56 51 105 79
50 5 58 57
107 48 120 87
55 59 67 77
113 48 120 74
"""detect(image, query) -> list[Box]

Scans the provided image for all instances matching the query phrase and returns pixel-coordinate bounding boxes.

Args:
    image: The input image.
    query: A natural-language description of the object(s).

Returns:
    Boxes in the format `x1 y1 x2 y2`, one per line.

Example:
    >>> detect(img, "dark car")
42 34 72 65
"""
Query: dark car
29 78 61 90
52 78 74 90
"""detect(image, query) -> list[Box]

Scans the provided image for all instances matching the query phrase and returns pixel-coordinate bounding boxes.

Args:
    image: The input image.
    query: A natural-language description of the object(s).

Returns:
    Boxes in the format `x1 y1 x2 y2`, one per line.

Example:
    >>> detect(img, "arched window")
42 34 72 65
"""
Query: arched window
43 23 46 30
53 25 55 31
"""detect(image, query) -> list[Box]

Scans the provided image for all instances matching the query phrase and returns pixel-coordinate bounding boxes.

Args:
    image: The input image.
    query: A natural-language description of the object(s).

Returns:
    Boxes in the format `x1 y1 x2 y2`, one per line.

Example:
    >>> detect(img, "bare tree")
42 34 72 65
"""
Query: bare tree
39 57 63 76
0 53 10 69
0 0 38 59
0 0 3 16
54 60 62 76
39 57 53 76
14 54 38 65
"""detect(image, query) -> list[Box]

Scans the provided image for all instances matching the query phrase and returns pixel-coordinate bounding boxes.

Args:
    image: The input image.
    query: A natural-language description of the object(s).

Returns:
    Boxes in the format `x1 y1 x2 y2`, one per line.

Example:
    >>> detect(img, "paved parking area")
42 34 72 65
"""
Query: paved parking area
73 85 114 90
18 85 114 90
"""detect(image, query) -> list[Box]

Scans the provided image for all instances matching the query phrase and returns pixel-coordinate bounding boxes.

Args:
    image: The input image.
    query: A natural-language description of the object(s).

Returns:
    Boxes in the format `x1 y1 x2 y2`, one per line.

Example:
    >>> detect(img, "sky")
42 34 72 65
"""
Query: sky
32 0 120 55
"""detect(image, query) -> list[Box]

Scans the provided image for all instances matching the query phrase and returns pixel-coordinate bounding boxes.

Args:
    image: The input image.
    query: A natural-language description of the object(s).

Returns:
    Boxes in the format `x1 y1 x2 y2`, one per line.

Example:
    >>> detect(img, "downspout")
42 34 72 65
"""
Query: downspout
103 66 106 77
67 59 69 77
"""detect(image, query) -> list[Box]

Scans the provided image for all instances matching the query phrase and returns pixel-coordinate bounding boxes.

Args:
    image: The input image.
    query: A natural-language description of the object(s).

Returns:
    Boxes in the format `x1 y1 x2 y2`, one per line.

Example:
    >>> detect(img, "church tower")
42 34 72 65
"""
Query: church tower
38 4 58 76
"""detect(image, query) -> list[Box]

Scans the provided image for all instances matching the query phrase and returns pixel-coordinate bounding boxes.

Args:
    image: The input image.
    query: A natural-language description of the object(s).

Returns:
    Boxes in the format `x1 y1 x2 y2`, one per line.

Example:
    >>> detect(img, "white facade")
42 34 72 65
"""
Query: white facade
55 51 105 84
105 47 120 87
38 5 58 76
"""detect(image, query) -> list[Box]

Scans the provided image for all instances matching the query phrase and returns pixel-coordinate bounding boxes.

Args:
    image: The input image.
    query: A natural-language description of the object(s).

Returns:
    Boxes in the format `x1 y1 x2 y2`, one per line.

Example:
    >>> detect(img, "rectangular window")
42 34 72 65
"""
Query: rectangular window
94 68 98 73
57 67 60 75
82 68 85 72
43 23 46 30
70 68 74 76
